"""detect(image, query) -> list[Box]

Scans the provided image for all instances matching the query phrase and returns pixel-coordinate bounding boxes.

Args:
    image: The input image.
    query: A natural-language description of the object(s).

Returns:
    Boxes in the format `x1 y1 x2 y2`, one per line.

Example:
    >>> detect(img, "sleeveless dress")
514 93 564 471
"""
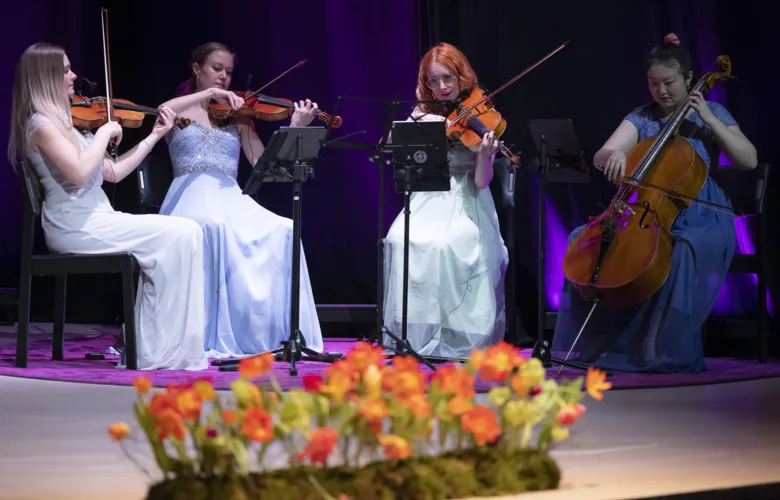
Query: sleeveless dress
159 121 323 358
25 113 208 370
382 109 509 359
551 101 738 373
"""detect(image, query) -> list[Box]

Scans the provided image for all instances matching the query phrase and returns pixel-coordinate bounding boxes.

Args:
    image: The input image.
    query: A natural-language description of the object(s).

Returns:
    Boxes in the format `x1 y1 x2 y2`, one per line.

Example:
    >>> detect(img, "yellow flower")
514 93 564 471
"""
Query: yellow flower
551 427 570 441
278 391 313 432
193 380 215 402
108 422 130 440
230 379 262 408
503 400 532 427
520 358 545 386
363 364 383 398
488 386 511 407
378 434 413 459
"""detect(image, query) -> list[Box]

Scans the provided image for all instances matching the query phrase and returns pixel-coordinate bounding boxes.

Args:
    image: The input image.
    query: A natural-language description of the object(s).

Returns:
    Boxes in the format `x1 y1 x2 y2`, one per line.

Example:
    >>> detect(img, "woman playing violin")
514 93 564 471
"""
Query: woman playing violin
382 42 509 359
8 43 208 371
157 42 324 358
552 33 758 373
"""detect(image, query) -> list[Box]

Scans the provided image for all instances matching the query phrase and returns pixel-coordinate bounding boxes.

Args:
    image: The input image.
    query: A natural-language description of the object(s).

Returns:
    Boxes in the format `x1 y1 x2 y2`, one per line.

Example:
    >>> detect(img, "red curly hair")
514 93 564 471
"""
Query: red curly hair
416 43 478 115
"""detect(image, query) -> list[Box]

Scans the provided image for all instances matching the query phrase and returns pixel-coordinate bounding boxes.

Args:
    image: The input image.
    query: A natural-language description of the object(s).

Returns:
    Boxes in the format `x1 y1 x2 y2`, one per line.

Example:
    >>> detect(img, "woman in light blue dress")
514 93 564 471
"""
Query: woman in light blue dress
552 34 758 373
159 42 324 358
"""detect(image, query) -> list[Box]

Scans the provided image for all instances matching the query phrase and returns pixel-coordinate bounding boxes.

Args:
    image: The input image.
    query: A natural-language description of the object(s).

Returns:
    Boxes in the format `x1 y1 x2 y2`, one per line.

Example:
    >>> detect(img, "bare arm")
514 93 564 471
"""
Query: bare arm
474 152 494 189
594 119 639 168
160 89 216 115
711 123 757 170
101 134 160 183
237 117 266 166
31 121 117 185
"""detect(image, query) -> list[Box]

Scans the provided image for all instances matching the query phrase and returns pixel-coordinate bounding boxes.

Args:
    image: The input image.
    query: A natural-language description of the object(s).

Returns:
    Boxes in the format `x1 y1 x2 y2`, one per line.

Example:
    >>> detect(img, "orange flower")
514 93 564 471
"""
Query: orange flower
478 342 523 382
468 349 487 372
132 376 152 395
461 405 501 446
239 352 274 379
193 380 215 402
447 395 473 417
320 371 353 404
359 398 388 424
345 342 386 373
401 393 431 418
297 427 339 464
153 408 186 441
391 355 420 373
108 422 130 440
221 409 238 425
555 403 586 426
430 366 475 398
378 434 412 459
241 408 274 442
586 366 612 401
176 389 202 422
384 369 426 399
148 391 179 417
510 374 531 398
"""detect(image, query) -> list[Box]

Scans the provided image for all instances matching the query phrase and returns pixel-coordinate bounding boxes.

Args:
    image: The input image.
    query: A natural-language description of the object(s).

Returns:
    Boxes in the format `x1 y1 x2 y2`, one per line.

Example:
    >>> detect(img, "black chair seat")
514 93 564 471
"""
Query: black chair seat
31 252 137 275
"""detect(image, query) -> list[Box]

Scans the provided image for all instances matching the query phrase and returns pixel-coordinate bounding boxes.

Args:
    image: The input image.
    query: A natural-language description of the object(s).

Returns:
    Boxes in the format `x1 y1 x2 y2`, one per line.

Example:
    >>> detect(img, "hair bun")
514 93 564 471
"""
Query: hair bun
663 33 681 46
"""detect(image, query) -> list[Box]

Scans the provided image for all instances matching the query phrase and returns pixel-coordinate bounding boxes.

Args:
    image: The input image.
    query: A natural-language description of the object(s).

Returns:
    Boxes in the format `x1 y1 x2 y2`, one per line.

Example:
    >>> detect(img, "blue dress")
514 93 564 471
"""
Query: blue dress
159 121 324 358
551 101 738 373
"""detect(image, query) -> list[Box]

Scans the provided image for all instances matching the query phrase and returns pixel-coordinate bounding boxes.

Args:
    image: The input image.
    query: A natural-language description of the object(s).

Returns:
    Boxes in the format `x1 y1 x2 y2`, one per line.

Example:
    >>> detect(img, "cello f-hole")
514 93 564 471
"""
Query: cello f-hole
638 201 651 229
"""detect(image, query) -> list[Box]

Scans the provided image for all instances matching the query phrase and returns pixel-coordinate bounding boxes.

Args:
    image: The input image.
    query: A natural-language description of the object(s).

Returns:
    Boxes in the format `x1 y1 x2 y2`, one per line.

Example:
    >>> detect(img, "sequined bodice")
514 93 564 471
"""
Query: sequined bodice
167 121 241 179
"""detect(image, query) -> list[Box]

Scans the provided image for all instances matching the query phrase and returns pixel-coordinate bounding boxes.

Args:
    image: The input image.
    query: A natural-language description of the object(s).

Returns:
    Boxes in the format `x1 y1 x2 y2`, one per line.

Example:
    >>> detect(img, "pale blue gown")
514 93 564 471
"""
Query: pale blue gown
159 121 323 358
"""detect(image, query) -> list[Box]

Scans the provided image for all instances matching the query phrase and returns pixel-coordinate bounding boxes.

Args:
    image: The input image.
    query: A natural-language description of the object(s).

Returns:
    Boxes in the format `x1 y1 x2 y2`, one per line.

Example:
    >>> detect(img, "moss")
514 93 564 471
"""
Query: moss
146 447 560 500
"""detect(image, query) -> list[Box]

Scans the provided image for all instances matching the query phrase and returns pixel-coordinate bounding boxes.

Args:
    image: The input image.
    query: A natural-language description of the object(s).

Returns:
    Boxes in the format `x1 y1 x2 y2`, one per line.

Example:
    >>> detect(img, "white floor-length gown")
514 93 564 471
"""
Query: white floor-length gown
382 110 509 359
159 121 323 358
25 113 208 370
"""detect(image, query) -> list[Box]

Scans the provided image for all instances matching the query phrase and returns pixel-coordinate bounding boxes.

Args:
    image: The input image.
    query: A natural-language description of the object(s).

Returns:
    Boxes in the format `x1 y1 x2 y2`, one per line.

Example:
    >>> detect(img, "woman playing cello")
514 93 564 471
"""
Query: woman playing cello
552 33 758 373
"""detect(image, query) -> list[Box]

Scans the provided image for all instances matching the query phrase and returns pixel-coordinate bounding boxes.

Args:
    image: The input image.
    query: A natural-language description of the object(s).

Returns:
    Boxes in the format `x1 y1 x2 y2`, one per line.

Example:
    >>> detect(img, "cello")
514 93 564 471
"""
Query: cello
561 55 738 309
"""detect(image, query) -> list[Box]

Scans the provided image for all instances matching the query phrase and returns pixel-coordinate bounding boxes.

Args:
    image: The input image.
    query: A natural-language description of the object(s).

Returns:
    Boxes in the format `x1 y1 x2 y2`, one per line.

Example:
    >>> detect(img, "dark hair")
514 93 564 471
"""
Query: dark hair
644 33 692 76
186 42 236 94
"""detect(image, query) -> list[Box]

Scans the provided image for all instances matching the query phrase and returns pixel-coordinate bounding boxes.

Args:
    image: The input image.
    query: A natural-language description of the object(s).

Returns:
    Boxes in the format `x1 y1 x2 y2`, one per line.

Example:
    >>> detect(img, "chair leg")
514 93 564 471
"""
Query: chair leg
53 275 66 361
15 275 32 368
758 275 768 363
121 263 138 370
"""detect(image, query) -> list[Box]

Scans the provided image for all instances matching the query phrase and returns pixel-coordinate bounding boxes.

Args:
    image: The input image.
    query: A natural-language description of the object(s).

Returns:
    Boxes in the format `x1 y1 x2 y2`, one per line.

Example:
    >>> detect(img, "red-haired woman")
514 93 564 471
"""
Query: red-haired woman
382 43 509 359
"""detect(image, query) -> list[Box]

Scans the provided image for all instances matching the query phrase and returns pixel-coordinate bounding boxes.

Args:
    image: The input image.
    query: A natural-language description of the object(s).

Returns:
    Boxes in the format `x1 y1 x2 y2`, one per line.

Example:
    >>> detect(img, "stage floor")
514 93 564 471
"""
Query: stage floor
0 373 778 499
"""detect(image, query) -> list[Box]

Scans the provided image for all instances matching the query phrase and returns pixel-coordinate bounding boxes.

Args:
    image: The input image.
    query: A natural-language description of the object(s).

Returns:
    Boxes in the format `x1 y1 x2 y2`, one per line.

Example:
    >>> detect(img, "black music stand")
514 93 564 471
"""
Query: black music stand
525 119 594 373
217 126 343 376
378 119 452 370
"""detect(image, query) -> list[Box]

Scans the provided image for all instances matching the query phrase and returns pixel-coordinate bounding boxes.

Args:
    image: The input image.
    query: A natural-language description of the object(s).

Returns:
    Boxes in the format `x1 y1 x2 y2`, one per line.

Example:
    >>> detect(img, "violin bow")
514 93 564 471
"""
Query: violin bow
243 59 307 100
449 41 569 125
100 7 117 157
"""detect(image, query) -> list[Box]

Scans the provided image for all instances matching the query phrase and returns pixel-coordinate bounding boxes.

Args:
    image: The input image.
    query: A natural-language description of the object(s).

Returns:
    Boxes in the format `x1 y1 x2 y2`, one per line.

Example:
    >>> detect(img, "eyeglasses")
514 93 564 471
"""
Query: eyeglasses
426 74 457 89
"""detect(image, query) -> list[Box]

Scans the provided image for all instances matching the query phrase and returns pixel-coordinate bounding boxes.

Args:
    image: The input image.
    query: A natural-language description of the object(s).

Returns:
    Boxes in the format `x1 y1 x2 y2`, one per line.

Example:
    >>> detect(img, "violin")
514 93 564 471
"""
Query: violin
561 55 738 309
208 91 343 129
444 41 569 167
71 95 191 130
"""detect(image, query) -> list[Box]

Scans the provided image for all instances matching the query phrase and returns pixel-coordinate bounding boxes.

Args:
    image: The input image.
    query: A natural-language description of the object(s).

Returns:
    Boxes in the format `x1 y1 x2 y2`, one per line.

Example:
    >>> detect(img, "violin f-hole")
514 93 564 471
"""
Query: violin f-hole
638 200 651 229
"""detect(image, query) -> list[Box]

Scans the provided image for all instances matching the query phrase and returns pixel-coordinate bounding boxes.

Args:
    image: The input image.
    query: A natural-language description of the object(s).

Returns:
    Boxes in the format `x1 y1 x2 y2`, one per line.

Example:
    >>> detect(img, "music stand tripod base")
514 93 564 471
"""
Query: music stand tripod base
217 126 343 376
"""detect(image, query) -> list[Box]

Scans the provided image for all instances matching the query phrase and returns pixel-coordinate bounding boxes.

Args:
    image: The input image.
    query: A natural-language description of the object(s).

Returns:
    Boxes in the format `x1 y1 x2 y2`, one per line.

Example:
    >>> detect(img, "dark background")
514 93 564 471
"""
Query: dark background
1 0 776 352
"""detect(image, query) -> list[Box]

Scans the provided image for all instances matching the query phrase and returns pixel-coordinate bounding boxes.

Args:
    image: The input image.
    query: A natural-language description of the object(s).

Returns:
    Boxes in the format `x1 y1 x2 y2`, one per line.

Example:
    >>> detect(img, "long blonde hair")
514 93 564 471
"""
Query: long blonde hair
7 43 80 168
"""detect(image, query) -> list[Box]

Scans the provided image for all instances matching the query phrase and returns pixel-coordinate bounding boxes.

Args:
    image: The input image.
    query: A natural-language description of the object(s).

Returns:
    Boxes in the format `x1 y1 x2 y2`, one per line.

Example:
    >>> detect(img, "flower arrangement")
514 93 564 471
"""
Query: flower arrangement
109 341 611 500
